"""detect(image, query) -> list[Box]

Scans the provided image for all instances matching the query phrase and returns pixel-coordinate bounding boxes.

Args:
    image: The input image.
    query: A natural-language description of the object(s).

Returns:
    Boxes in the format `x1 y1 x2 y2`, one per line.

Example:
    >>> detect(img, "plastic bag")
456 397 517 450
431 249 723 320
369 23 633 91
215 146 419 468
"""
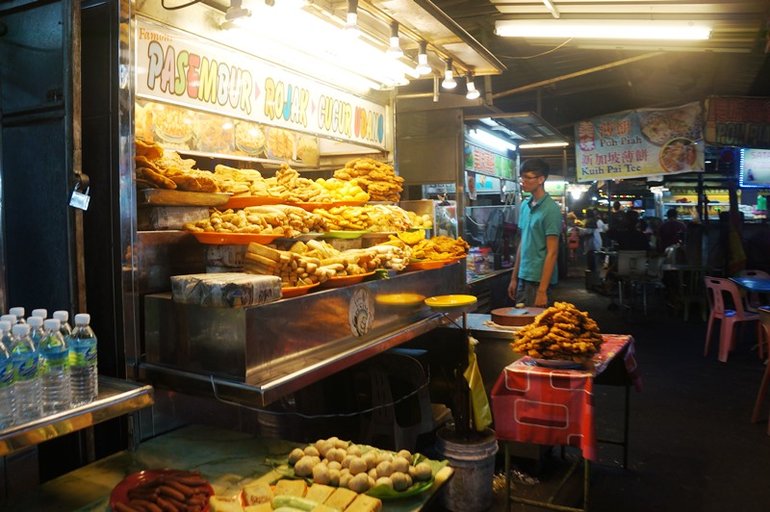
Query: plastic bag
464 336 492 432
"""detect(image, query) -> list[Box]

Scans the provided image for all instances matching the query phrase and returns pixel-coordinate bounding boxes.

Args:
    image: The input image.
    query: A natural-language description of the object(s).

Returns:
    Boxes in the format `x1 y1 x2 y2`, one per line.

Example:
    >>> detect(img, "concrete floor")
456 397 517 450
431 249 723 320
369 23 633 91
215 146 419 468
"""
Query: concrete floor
434 263 770 512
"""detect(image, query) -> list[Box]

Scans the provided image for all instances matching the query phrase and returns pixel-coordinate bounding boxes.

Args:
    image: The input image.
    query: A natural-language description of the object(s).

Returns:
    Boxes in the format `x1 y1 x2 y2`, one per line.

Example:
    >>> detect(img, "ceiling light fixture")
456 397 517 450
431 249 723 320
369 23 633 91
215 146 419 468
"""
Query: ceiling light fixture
441 58 456 89
221 0 252 30
386 21 404 59
542 0 560 18
416 41 432 75
465 72 480 100
518 141 569 149
495 19 712 40
468 128 517 152
344 0 360 37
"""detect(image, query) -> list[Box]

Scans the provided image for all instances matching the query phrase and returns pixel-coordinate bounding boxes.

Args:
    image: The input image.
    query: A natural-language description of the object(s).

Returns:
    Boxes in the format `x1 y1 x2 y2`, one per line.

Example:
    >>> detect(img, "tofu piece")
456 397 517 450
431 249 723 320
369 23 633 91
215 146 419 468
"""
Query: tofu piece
209 495 245 512
323 487 357 510
242 481 274 506
311 505 339 512
244 504 273 512
305 484 336 504
345 493 382 512
274 478 308 497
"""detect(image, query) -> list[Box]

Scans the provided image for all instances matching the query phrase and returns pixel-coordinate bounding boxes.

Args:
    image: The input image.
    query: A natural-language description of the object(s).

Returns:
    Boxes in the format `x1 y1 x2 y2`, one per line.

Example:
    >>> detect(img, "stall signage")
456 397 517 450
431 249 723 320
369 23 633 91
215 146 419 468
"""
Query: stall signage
135 19 387 149
705 97 770 149
574 101 704 183
464 143 514 179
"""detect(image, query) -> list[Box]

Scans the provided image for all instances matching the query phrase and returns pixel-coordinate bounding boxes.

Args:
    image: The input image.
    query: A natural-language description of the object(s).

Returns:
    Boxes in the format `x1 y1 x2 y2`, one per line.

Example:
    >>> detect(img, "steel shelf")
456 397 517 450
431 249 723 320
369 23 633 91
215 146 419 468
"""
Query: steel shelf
0 376 153 456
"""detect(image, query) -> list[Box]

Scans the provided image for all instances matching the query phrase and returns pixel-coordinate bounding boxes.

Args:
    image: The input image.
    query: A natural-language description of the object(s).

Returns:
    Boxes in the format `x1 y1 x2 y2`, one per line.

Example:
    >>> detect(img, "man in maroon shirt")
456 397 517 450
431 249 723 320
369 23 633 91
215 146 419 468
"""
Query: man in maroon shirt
658 208 686 252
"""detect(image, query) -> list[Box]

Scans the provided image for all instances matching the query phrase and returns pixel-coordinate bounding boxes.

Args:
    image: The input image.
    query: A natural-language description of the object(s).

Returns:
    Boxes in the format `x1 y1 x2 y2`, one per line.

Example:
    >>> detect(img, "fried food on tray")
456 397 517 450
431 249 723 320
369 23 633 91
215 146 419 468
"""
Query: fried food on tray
333 157 404 202
511 302 603 361
134 139 223 193
386 234 469 261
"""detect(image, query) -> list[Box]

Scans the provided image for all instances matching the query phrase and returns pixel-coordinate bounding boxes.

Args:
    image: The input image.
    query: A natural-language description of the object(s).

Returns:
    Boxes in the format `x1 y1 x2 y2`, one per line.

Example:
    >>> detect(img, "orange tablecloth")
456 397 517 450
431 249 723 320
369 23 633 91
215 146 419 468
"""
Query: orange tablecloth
490 334 641 460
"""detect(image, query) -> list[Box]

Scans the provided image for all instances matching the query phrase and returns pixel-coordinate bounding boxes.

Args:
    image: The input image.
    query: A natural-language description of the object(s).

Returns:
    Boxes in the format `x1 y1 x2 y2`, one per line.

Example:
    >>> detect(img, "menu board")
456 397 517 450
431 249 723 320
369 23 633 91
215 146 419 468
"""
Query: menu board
574 102 704 183
464 143 515 179
135 18 387 151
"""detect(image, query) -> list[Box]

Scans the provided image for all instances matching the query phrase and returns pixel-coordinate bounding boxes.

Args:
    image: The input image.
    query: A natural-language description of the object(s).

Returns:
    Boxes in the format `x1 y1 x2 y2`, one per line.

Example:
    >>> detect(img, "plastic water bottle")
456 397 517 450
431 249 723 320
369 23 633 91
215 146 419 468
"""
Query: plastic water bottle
27 316 45 349
68 314 98 405
53 311 72 338
10 323 42 423
8 307 25 324
39 319 71 415
31 308 48 319
0 314 17 326
0 321 16 429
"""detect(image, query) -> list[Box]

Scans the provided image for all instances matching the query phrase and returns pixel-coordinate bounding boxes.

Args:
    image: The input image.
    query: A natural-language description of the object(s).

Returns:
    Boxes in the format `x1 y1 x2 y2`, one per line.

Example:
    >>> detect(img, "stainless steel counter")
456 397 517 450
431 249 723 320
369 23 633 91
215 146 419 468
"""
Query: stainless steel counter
0 376 153 456
143 264 464 406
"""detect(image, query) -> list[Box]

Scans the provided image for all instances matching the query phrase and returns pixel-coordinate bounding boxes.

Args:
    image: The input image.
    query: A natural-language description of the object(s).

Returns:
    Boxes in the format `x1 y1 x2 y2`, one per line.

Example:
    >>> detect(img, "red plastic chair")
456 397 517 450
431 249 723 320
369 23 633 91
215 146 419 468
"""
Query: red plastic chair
704 277 760 362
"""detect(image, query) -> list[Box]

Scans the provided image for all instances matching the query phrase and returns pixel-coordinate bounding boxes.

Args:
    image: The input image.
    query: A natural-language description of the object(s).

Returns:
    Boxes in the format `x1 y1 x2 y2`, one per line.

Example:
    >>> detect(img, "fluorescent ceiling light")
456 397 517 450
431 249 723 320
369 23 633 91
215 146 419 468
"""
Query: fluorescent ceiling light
468 128 517 152
518 141 569 149
495 20 712 40
344 0 360 37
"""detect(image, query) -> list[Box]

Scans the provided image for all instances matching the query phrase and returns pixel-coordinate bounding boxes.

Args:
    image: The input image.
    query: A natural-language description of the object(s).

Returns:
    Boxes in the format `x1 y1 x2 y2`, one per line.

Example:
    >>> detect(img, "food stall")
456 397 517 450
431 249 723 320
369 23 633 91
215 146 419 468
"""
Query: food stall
0 0 521 508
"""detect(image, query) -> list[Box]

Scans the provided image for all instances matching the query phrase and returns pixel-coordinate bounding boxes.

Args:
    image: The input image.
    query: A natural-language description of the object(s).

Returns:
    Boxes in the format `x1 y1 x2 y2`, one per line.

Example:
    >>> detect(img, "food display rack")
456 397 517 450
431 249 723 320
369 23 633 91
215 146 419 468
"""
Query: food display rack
142 264 463 407
0 376 153 456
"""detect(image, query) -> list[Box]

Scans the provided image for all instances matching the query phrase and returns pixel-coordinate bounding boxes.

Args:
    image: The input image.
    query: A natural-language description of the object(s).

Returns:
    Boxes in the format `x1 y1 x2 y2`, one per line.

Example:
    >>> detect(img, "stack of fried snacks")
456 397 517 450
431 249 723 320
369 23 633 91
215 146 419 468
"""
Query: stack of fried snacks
333 158 404 202
511 302 603 360
386 233 469 261
312 204 413 232
135 139 220 193
183 205 326 237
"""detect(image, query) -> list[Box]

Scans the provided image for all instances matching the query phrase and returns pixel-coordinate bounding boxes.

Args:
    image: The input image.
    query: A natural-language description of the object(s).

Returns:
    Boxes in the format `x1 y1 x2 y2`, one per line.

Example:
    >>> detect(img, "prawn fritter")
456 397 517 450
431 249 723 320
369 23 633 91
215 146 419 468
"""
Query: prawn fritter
553 311 578 324
553 322 580 334
530 325 550 339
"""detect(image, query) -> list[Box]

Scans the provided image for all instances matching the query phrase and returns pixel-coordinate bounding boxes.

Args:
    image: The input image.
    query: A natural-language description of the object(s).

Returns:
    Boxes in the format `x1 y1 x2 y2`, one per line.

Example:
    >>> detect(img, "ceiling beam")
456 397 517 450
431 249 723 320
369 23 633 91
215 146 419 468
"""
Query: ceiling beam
491 51 663 99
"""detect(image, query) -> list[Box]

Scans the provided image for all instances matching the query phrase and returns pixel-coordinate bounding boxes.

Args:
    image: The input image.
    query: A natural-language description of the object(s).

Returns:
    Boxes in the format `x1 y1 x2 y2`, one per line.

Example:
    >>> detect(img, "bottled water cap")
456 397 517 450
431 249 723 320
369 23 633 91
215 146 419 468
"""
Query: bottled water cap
11 323 30 337
31 309 48 318
53 311 69 322
74 313 91 325
27 316 43 329
0 320 10 333
0 315 16 324
44 318 61 331
9 307 25 318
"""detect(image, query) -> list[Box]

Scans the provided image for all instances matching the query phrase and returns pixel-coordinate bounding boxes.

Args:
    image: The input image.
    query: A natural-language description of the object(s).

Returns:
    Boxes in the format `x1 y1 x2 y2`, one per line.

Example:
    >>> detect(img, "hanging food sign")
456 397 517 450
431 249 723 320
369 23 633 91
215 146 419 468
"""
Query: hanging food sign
574 101 704 183
135 18 387 151
464 143 514 179
704 96 770 149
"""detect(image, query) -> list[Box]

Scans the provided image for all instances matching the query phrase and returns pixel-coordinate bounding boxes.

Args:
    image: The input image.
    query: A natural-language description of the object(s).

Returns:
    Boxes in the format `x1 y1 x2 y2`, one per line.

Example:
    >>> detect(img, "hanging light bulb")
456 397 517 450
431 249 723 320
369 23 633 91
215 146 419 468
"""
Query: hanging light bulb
416 40 431 75
465 72 480 100
221 0 252 30
344 0 360 37
441 58 456 89
386 21 403 59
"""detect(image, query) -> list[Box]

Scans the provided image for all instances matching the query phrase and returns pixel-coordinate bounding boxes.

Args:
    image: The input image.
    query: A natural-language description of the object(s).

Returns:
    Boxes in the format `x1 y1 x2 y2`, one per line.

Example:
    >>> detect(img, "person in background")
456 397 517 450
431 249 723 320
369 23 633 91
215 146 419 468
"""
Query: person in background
608 210 650 251
658 208 687 252
508 159 561 307
580 209 604 274
610 200 625 229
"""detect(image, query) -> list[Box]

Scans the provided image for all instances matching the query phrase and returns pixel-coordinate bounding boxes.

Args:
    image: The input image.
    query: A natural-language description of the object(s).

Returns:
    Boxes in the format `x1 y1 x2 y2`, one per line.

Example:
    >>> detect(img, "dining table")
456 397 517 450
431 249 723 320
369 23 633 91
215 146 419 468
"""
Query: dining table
730 276 770 294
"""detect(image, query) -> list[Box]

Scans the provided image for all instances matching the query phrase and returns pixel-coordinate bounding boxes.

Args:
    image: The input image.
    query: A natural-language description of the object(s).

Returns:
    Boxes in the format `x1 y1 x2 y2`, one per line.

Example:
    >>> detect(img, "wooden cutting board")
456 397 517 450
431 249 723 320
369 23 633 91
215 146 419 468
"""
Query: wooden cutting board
490 307 544 326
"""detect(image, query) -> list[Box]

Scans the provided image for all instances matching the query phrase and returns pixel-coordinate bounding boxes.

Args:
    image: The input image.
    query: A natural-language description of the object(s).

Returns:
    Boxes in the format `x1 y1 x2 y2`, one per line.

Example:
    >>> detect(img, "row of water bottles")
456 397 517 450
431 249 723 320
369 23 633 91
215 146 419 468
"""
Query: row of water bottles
0 307 98 430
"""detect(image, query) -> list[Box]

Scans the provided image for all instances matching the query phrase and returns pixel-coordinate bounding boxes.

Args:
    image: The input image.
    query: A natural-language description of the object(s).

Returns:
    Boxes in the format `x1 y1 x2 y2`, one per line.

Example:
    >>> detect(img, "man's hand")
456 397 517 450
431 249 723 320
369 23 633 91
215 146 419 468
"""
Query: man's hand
508 278 518 300
534 289 548 307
